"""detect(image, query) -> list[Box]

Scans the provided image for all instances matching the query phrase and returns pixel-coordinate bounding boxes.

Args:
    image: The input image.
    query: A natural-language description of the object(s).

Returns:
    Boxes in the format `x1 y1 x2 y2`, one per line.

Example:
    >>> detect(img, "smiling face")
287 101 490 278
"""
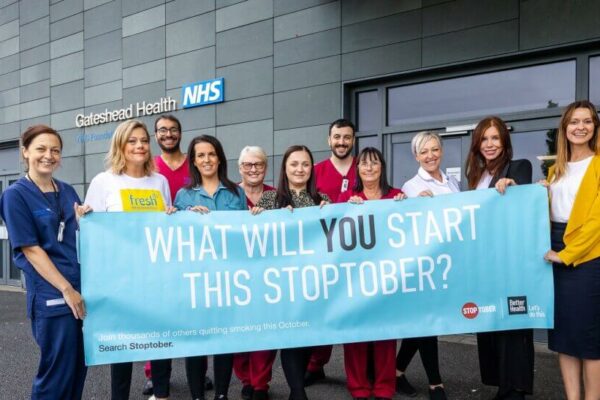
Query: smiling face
479 125 504 163
358 152 382 186
415 137 442 174
124 127 150 168
155 117 181 154
566 107 595 148
285 150 312 190
193 141 220 180
23 133 62 178
328 126 354 160
239 154 266 187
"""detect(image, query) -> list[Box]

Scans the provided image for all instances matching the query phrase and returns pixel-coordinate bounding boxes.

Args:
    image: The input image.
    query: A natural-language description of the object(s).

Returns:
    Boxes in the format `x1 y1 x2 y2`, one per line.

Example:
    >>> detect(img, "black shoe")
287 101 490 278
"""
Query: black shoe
496 389 525 400
205 376 214 391
396 375 417 397
241 385 254 400
353 398 369 400
288 389 308 400
252 390 268 400
429 387 448 400
142 379 153 395
303 368 326 386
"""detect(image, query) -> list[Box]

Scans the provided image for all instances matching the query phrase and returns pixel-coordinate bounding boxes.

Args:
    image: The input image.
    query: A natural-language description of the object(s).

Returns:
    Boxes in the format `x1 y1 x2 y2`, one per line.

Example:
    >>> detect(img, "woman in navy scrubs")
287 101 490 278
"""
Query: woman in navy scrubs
0 125 90 400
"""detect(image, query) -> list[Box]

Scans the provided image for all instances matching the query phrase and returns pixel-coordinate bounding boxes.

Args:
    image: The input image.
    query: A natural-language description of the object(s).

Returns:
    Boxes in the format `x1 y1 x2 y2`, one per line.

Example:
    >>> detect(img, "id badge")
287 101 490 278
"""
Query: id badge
341 178 349 192
57 221 65 242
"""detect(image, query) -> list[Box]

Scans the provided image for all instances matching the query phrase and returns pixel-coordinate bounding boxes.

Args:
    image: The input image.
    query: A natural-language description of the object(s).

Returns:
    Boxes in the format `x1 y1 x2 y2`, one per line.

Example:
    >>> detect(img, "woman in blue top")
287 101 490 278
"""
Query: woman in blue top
174 135 246 400
0 125 91 399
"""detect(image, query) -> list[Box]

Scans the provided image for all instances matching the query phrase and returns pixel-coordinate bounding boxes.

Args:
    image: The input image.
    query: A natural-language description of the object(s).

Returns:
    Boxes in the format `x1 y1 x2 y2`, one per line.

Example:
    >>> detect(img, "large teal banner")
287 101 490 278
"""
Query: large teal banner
81 185 553 366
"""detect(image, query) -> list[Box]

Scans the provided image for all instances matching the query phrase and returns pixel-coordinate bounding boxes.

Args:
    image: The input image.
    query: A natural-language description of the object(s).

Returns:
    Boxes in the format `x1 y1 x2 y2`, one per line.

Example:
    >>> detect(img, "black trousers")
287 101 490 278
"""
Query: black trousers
151 356 207 399
477 329 534 397
281 346 312 400
110 362 133 400
396 336 442 385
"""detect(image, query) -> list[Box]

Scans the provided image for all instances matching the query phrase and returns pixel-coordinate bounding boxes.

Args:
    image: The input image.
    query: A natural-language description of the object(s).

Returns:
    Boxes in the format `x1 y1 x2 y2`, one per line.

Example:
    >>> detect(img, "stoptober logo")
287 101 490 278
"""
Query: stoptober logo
461 302 497 319
507 296 528 315
181 77 224 108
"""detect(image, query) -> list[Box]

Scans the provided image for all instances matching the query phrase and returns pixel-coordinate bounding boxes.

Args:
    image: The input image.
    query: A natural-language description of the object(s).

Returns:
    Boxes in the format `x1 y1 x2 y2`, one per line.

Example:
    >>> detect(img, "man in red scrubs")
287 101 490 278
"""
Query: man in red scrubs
307 119 357 385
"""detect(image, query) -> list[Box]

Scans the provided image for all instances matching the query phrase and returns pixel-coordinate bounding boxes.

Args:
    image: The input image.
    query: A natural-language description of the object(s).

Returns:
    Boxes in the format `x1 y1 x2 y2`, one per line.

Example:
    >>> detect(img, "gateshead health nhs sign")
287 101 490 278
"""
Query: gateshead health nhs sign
181 78 224 109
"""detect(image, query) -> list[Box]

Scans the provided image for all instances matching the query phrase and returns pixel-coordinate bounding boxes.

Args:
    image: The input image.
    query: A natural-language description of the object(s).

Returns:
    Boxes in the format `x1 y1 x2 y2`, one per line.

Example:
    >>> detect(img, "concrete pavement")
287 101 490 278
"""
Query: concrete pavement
0 288 565 399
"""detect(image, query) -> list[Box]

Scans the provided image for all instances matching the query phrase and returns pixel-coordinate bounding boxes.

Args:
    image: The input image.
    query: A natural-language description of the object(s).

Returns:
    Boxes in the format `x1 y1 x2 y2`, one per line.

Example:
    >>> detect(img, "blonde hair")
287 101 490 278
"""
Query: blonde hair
411 131 442 156
106 119 155 176
238 146 268 165
552 101 600 181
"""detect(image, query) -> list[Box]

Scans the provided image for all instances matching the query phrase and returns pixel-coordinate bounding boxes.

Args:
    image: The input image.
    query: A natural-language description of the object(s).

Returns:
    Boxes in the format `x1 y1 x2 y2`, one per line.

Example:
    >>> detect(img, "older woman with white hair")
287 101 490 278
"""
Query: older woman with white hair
237 146 275 208
395 131 457 400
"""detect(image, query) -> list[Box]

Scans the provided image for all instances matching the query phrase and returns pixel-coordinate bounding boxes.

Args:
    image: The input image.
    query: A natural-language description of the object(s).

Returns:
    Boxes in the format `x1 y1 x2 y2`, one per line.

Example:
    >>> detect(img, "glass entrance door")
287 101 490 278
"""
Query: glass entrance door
0 174 21 287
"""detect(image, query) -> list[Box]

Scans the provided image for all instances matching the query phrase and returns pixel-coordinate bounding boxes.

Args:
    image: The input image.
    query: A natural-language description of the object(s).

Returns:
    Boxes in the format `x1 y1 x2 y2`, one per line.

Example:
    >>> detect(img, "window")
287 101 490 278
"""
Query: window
590 56 600 106
357 90 380 132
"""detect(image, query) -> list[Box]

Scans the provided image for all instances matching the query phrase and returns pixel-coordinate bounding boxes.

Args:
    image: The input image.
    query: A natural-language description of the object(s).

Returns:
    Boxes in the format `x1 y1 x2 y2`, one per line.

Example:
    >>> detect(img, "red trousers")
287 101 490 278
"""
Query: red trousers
343 340 396 399
307 345 332 372
233 350 277 390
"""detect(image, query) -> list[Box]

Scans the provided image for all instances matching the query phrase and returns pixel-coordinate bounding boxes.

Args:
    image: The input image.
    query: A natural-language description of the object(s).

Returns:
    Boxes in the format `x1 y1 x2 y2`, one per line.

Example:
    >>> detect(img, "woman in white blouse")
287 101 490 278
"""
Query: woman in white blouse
395 132 455 400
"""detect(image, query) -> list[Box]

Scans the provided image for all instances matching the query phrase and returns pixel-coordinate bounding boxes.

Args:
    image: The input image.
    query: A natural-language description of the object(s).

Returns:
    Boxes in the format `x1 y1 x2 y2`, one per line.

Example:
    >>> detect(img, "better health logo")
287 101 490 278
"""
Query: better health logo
181 78 224 109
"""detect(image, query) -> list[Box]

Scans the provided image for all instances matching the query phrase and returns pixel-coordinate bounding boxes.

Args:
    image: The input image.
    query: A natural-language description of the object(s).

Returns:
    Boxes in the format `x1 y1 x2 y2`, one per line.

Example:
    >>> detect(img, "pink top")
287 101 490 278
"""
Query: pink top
154 155 191 203
337 187 403 203
314 158 357 203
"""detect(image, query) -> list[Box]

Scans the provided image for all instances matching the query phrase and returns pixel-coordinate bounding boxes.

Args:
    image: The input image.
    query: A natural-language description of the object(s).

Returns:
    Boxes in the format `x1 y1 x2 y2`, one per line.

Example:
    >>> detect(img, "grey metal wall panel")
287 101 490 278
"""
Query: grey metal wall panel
50 0 83 23
274 83 339 130
216 19 273 67
274 28 339 67
168 102 216 131
166 46 215 90
56 127 84 157
423 0 517 36
122 58 165 88
123 26 165 67
50 13 83 40
83 29 121 67
216 95 273 125
274 2 339 42
216 0 243 9
423 20 518 66
51 51 83 85
342 10 420 53
122 5 165 37
0 36 18 58
83 0 111 10
216 56 273 100
0 87 19 107
0 3 18 25
20 43 49 67
84 80 122 106
0 104 20 123
51 109 83 131
216 119 273 159
520 0 600 50
342 40 421 80
84 60 121 87
274 55 339 92
274 0 335 17
84 152 106 179
20 97 50 120
166 12 215 56
20 17 49 51
341 0 420 26
20 62 50 85
19 0 49 25
166 0 215 23
19 115 51 132
0 121 20 141
274 124 329 155
54 156 84 184
51 79 84 112
20 79 50 103
216 0 272 32
0 53 19 73
83 1 120 39
122 80 165 106
0 19 18 41
50 32 83 59
0 70 19 91
122 0 164 17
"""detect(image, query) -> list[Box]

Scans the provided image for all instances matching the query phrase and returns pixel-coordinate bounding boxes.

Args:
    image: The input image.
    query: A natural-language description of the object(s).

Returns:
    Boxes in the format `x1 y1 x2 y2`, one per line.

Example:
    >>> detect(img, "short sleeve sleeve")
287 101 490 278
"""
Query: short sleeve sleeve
84 173 107 211
0 186 39 250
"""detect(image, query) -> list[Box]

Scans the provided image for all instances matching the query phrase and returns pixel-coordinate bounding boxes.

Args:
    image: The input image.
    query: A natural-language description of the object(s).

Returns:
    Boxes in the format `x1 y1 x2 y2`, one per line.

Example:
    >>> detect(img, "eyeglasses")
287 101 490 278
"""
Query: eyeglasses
240 162 266 171
156 127 180 135
358 160 381 168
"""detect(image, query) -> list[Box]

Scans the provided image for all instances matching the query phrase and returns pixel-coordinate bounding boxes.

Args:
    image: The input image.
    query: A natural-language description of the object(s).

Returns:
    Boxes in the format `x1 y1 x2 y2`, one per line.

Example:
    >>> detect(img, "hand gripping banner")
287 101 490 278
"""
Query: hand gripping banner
81 185 553 365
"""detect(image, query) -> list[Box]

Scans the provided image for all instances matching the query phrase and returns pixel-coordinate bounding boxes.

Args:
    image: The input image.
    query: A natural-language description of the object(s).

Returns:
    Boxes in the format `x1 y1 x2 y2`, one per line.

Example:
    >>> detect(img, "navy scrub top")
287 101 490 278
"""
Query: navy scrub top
0 177 81 318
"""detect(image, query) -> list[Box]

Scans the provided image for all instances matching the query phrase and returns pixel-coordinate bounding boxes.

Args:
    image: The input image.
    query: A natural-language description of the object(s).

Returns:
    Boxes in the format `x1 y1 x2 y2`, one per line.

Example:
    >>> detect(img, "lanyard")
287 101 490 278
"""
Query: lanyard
26 174 66 242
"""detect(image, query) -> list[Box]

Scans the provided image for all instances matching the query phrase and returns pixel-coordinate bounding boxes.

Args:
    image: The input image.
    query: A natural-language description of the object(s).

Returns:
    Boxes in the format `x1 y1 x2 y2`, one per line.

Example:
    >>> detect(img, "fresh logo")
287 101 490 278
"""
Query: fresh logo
181 78 224 109
507 296 527 315
120 189 165 212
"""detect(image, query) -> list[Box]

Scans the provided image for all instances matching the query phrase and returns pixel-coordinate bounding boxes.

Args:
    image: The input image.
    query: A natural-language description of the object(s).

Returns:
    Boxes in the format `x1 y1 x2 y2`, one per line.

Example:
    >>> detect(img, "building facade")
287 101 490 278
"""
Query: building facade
1 0 600 286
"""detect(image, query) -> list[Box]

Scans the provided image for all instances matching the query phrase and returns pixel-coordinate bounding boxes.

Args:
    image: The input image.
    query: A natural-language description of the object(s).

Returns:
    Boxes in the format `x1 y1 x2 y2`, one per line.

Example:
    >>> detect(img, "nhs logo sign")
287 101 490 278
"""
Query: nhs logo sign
181 78 224 109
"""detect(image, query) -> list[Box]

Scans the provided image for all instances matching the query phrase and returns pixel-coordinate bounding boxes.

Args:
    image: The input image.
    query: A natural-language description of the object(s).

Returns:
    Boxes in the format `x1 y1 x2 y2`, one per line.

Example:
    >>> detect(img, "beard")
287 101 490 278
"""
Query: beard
158 139 181 154
332 145 353 160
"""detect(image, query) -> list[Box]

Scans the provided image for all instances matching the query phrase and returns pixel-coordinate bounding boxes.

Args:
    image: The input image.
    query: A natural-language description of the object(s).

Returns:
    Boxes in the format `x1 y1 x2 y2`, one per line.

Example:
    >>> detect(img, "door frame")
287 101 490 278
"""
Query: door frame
0 173 22 287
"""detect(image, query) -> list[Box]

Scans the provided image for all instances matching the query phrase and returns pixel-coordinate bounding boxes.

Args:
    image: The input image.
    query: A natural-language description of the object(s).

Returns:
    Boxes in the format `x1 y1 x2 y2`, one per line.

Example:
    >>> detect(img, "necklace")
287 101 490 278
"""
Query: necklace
26 174 65 242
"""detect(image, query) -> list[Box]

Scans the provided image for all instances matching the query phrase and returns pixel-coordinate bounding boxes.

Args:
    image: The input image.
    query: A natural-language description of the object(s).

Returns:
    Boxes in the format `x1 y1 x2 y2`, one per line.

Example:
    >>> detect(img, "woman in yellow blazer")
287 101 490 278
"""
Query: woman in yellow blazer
543 100 600 400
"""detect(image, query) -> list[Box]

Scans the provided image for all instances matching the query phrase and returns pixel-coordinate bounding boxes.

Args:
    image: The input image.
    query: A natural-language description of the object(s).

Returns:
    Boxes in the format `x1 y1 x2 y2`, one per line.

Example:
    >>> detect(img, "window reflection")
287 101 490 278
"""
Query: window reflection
511 130 552 183
357 91 380 132
590 56 600 106
388 61 576 126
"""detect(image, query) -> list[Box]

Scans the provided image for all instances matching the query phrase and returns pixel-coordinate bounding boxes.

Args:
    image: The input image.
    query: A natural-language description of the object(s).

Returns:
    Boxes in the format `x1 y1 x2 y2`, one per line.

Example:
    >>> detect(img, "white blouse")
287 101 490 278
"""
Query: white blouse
475 170 493 190
550 156 593 223
401 167 460 197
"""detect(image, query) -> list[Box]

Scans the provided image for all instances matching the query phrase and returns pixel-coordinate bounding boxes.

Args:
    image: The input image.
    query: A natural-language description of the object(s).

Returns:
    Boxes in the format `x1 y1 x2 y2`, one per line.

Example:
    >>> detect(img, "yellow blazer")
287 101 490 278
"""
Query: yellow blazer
548 155 600 266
